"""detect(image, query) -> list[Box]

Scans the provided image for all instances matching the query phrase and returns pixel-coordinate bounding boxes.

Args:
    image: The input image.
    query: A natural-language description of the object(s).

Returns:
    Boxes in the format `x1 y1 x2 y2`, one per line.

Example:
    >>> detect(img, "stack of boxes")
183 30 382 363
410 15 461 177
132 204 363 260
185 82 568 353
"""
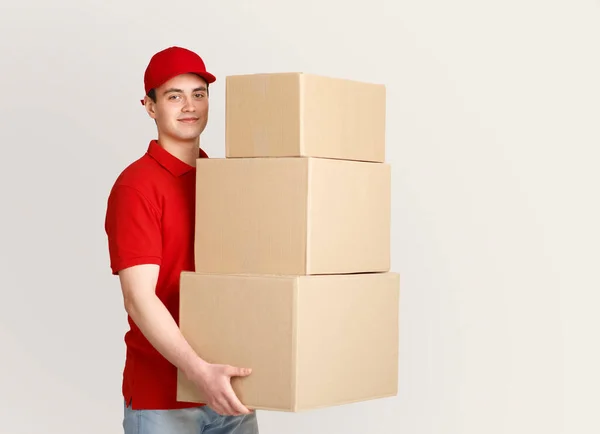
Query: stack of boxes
176 72 400 412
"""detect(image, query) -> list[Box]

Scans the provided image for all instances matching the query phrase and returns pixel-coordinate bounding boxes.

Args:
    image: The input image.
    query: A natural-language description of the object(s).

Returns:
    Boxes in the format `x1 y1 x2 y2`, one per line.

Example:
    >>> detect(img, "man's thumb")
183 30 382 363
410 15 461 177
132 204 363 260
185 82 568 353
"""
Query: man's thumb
229 366 252 377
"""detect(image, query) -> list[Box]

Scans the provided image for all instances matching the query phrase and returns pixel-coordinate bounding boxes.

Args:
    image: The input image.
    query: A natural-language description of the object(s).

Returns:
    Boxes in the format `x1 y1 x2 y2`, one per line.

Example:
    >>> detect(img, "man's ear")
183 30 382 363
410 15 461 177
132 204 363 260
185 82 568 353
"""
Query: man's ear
144 96 157 120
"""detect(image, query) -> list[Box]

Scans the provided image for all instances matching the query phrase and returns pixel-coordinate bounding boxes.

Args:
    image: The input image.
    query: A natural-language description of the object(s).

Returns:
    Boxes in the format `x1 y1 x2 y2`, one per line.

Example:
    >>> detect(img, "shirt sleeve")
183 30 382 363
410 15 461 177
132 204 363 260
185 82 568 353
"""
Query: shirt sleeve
105 184 162 275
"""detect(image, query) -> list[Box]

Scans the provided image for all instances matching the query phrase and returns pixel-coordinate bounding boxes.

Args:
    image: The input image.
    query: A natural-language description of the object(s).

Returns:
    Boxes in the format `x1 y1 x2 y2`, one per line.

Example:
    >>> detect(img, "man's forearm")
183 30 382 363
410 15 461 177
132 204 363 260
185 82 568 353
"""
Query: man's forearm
125 290 207 379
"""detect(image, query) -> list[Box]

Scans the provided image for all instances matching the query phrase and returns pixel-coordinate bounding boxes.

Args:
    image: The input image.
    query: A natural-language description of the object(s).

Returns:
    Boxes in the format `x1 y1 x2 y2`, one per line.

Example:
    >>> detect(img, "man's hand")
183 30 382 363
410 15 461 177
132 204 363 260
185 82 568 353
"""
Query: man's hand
187 362 253 416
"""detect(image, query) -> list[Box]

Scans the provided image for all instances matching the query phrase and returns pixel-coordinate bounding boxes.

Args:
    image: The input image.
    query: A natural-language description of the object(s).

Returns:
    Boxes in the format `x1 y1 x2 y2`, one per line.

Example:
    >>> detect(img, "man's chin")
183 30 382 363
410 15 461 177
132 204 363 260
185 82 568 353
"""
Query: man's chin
174 130 204 142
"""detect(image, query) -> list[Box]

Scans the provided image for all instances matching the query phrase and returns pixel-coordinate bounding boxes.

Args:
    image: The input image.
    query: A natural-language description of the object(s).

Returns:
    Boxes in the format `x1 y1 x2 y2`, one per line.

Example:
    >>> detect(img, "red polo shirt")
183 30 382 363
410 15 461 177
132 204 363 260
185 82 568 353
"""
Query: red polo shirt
105 140 208 410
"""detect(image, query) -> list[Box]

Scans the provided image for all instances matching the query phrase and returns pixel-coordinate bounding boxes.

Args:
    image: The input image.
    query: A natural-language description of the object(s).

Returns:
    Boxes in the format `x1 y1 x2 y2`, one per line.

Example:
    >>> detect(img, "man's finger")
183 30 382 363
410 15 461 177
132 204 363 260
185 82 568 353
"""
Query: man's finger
225 390 250 415
214 397 235 417
227 366 252 377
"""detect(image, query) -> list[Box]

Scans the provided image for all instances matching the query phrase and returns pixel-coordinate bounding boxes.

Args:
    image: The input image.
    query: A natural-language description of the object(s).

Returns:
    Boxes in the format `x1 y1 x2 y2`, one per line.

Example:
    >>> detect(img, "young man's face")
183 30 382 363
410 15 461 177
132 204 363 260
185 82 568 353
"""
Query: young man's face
146 73 209 143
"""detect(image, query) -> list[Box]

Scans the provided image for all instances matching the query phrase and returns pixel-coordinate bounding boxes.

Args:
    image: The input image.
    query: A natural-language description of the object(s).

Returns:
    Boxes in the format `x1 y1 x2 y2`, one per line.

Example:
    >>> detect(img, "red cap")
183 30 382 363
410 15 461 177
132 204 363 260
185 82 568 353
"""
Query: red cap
141 46 216 105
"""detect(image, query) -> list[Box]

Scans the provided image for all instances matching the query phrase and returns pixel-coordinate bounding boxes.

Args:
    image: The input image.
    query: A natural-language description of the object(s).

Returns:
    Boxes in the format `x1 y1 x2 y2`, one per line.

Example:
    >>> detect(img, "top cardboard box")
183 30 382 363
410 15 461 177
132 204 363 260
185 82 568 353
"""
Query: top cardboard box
225 72 386 163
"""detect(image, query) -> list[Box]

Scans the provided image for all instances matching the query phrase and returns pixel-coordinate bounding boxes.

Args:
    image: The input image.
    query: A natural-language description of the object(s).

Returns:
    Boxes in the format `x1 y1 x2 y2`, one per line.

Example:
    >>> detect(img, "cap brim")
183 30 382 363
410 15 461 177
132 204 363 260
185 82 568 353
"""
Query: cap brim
194 71 217 84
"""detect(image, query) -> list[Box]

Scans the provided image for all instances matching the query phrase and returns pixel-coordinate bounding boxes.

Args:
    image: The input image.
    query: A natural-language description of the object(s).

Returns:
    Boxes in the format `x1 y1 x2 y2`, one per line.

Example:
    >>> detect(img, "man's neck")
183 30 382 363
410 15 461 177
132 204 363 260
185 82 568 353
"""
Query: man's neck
157 135 200 167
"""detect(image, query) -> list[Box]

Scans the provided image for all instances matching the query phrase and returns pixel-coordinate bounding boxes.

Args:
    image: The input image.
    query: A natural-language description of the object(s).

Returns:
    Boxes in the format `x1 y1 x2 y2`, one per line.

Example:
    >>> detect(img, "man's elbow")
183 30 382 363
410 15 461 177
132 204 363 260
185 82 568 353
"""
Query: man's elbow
122 291 140 316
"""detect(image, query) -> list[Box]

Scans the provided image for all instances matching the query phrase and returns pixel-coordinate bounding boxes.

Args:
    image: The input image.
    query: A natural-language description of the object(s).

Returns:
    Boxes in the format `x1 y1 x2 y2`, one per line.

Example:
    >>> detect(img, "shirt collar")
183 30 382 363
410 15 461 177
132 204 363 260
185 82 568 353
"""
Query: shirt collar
146 140 206 177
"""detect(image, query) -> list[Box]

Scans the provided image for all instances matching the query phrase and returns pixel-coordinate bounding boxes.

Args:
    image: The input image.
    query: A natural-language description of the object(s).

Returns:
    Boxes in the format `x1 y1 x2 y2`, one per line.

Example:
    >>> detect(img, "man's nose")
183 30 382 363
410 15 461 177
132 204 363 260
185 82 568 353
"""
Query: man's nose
182 97 196 111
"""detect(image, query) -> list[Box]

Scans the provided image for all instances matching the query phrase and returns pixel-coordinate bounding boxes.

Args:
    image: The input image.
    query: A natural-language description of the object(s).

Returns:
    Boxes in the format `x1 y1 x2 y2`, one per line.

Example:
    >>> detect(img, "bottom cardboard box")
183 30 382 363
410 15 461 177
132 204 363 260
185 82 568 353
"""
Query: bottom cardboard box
177 271 400 412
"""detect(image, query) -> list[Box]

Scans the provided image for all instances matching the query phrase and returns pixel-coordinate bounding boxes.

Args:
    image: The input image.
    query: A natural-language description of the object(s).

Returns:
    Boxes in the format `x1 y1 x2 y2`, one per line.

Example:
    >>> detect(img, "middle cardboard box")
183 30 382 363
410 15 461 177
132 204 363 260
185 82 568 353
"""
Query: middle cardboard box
193 156 391 276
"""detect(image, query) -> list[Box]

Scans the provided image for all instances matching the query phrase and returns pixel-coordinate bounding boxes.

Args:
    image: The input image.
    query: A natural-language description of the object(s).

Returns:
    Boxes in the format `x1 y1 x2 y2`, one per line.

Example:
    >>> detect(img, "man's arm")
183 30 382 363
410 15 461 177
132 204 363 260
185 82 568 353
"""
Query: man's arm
105 183 251 416
118 264 204 378
118 263 252 416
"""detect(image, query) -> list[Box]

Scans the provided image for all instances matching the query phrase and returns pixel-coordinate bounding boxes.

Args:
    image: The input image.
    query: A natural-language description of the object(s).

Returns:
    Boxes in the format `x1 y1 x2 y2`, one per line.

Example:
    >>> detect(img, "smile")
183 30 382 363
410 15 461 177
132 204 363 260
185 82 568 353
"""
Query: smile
178 118 199 123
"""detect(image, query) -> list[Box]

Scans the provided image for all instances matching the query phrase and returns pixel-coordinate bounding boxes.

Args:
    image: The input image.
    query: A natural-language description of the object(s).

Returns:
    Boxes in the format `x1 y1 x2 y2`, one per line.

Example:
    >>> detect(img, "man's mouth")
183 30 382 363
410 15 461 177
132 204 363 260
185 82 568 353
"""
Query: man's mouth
178 117 199 123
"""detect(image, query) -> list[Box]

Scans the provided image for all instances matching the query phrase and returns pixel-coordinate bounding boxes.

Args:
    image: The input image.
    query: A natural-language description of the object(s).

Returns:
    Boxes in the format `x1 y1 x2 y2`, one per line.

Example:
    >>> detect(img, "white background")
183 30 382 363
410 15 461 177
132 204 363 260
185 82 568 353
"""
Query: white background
1 1 599 433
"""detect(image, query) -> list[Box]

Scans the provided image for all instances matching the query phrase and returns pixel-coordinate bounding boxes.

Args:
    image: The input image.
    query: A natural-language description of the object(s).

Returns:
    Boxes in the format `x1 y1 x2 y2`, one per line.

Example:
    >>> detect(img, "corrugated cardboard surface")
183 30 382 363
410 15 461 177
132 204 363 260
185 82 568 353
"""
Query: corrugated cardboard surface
225 72 386 163
307 157 391 274
194 157 391 275
177 271 400 411
226 73 302 158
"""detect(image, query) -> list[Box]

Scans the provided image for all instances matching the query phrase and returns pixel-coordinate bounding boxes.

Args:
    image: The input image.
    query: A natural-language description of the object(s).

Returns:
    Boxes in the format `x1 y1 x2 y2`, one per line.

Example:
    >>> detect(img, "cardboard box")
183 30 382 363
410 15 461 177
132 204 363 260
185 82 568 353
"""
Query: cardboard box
177 271 400 411
194 157 391 276
225 72 386 163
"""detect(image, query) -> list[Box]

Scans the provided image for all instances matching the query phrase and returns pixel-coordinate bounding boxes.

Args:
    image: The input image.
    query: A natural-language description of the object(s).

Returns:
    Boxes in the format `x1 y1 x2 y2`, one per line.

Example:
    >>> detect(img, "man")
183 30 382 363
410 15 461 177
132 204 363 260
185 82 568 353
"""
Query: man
105 46 259 433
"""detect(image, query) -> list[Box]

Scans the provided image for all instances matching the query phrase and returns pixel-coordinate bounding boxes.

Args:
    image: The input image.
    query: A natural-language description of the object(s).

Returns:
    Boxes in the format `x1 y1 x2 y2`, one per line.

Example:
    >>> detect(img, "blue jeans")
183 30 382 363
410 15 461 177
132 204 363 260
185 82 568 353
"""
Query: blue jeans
123 402 260 434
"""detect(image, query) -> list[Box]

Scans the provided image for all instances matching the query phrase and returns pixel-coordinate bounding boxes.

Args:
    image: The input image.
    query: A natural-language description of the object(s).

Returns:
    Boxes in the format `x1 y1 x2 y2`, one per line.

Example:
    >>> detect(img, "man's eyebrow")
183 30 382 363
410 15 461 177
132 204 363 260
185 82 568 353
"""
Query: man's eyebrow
163 88 183 95
163 86 207 95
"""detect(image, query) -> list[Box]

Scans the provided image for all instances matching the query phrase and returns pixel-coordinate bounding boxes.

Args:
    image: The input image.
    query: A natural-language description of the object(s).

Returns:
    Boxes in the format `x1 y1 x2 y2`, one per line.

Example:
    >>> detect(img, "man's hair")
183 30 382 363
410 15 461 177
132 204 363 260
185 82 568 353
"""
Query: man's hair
147 88 157 102
146 82 210 103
